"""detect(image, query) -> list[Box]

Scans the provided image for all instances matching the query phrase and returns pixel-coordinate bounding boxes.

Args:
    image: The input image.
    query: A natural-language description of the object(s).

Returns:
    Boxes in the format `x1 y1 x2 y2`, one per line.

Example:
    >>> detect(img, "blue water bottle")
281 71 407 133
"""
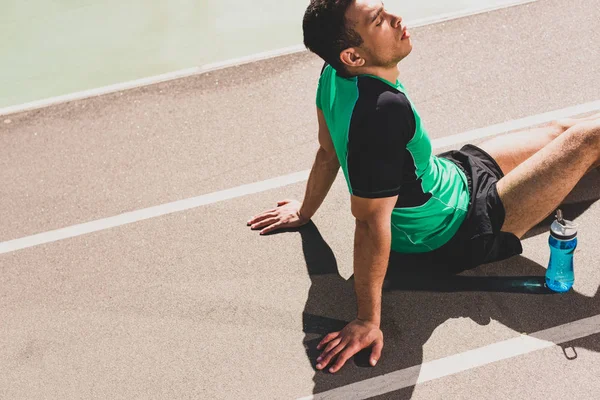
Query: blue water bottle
545 209 578 293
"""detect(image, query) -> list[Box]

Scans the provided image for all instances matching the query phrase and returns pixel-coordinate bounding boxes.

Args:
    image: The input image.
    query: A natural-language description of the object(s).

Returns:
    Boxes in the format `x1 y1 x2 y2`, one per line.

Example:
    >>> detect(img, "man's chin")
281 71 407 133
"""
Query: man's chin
393 51 411 65
398 45 413 61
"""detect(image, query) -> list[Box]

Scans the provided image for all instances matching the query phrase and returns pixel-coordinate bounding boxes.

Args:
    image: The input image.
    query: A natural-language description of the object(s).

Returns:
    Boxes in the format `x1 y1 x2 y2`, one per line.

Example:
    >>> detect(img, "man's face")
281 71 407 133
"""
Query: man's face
345 0 412 68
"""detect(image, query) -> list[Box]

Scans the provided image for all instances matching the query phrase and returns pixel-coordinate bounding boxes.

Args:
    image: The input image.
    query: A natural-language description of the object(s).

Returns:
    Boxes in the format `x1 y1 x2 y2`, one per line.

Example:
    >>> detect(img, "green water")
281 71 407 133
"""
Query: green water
0 0 526 108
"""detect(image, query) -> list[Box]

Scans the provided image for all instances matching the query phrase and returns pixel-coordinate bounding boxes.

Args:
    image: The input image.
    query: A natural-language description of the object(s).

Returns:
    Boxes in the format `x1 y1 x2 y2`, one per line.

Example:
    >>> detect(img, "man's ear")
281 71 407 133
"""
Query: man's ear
340 48 366 69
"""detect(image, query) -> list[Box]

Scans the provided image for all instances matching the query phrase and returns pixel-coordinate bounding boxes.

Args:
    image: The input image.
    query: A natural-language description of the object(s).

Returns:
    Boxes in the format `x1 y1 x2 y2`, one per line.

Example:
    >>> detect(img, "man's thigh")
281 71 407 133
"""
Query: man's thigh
478 113 600 176
477 123 564 176
497 120 600 238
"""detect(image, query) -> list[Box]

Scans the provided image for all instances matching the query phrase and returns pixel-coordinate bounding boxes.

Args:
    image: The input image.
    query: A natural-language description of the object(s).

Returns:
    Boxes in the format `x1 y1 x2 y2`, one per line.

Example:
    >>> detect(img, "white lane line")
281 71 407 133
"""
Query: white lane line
298 314 600 400
0 0 537 117
434 100 600 148
1 99 599 255
0 171 309 255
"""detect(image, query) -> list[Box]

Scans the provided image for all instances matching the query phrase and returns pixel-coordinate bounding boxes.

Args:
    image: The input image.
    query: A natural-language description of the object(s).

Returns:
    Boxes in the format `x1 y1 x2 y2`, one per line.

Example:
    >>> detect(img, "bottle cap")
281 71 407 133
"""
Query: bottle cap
550 209 577 240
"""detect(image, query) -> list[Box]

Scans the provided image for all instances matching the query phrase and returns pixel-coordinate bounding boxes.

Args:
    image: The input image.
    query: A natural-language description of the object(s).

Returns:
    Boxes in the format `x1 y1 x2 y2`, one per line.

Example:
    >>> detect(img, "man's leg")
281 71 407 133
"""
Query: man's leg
497 119 600 238
477 112 600 175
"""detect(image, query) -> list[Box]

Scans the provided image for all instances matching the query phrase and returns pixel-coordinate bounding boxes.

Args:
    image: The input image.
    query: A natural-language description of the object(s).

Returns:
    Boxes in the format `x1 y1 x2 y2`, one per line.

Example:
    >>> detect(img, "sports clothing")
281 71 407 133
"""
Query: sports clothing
316 64 470 253
429 144 523 271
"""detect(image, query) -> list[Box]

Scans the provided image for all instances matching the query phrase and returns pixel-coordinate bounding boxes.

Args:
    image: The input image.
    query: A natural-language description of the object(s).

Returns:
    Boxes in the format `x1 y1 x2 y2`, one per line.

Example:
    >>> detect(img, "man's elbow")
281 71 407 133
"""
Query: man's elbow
351 199 396 232
317 146 340 170
353 217 391 253
354 215 390 232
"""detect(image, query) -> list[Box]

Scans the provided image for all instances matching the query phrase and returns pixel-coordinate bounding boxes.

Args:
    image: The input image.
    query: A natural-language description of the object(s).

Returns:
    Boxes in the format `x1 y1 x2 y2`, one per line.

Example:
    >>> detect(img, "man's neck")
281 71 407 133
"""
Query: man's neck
354 65 400 84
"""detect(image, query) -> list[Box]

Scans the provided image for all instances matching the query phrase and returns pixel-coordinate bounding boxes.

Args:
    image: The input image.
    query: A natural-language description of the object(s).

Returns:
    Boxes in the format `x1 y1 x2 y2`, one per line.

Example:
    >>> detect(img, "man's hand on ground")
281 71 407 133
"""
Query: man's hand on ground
247 199 309 235
316 319 383 374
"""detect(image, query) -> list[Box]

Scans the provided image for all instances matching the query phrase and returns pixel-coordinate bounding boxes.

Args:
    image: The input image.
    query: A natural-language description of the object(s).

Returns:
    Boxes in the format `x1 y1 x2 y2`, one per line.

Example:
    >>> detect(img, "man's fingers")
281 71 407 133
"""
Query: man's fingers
370 339 383 366
248 212 278 226
316 342 346 370
322 338 342 354
248 210 277 225
250 216 279 230
260 222 283 235
317 332 340 350
329 345 359 373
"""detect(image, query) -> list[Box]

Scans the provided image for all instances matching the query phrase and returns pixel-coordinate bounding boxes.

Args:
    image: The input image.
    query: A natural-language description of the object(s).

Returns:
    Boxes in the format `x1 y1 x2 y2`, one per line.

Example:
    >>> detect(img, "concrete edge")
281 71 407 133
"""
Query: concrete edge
0 0 537 117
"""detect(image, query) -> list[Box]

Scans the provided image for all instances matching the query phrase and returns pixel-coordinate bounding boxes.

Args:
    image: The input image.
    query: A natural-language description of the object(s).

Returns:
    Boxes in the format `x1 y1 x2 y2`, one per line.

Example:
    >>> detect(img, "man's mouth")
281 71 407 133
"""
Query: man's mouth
401 26 410 40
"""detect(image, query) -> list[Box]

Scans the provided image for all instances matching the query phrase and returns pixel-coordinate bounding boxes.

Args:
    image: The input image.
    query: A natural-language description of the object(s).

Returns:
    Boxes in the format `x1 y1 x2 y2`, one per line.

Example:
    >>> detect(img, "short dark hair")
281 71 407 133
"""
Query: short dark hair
303 0 363 77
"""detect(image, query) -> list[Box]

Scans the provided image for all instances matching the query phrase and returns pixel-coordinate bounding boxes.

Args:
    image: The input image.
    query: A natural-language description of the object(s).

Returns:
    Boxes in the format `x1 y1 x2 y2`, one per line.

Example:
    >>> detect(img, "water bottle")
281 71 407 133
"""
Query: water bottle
545 209 578 293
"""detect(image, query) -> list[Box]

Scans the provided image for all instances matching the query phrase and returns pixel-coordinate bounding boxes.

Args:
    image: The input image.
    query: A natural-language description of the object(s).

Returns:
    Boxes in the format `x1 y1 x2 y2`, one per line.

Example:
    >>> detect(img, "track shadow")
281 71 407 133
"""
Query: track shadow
301 178 599 399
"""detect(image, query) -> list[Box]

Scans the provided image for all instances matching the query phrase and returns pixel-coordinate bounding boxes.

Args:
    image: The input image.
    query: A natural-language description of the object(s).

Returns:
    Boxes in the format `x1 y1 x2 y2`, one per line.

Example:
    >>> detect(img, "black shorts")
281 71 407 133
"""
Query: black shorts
391 144 523 274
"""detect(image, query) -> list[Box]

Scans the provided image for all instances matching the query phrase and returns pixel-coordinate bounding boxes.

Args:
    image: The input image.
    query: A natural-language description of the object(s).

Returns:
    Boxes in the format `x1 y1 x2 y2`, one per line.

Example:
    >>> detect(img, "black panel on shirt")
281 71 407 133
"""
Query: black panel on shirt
320 62 328 75
348 76 430 207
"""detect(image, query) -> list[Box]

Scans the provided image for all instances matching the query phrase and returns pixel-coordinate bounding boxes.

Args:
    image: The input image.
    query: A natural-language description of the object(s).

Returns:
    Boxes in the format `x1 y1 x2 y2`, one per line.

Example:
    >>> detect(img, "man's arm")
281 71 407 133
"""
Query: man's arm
247 107 339 234
315 195 395 373
351 195 397 326
315 89 414 373
298 108 340 220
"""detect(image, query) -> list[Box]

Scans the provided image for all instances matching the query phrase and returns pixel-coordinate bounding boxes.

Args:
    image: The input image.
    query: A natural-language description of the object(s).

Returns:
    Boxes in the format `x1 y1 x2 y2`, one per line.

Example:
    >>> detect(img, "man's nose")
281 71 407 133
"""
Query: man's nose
391 15 402 29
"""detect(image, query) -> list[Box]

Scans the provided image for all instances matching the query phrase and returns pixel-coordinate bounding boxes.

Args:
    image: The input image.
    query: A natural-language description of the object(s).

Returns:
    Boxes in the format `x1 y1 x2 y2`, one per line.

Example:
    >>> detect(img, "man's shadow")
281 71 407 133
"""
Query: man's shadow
300 174 599 399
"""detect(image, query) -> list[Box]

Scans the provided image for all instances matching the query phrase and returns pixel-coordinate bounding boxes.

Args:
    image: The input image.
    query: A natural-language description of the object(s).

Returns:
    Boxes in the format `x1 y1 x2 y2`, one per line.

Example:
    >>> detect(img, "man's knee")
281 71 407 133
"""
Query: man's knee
565 120 600 149
550 118 575 133
580 120 600 147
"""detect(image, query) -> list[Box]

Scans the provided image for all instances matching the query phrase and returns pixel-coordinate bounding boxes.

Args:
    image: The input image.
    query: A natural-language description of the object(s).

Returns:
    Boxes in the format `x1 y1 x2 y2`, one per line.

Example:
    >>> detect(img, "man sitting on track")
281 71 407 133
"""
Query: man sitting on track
247 0 600 374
